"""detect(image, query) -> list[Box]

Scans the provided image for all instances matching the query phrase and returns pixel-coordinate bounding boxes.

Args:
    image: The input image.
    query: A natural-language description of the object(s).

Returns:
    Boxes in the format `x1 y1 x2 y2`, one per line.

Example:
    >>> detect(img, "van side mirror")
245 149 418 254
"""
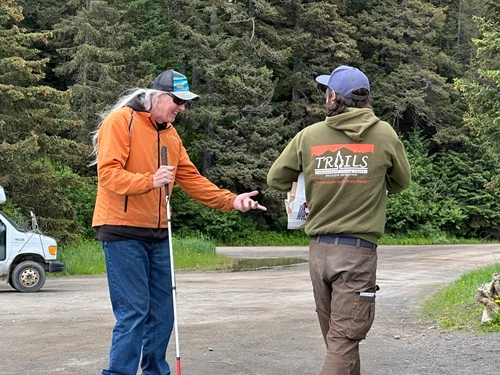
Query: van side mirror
30 211 39 231
0 187 6 205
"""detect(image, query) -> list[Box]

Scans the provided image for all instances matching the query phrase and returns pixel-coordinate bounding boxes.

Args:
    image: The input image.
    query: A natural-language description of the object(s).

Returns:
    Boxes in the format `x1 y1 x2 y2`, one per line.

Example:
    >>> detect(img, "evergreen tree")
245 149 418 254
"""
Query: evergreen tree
163 1 285 209
253 0 361 220
435 136 500 239
454 0 500 189
268 0 360 130
350 0 463 145
3 0 497 241
19 0 73 31
386 131 466 238
52 0 133 144
120 0 176 80
0 0 87 242
19 0 82 90
426 0 485 69
454 1 500 152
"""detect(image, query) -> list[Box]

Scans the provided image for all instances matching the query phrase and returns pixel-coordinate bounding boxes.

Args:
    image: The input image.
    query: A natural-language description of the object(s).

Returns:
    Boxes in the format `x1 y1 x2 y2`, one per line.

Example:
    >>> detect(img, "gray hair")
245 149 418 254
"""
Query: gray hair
89 88 165 166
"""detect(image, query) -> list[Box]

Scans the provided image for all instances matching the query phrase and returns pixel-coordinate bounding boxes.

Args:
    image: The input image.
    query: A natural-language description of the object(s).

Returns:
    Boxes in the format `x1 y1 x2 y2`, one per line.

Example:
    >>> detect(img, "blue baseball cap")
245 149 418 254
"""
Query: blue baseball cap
315 65 370 100
151 69 199 101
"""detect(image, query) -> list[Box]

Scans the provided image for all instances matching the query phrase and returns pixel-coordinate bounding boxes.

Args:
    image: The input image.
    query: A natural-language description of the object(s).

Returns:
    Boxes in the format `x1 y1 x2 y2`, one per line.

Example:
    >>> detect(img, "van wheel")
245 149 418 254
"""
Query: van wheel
11 261 46 292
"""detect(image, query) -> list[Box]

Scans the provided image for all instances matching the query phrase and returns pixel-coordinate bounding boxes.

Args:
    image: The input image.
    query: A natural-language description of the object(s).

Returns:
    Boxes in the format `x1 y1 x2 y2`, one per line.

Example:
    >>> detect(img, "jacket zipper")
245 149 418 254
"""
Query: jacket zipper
123 110 134 214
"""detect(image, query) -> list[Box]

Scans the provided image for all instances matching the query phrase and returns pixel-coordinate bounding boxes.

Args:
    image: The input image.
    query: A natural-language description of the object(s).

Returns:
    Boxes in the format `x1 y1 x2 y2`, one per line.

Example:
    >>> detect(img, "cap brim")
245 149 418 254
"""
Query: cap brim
171 91 199 101
315 75 330 86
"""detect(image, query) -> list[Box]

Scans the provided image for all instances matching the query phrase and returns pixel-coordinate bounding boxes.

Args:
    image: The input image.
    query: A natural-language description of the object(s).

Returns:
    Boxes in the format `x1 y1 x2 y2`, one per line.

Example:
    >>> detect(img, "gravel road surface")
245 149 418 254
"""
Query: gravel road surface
0 244 499 375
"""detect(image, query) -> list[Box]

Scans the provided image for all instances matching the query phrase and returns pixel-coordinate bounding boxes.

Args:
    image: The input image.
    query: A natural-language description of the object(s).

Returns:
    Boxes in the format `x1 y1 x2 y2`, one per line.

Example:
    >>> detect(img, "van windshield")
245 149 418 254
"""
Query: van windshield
0 211 29 233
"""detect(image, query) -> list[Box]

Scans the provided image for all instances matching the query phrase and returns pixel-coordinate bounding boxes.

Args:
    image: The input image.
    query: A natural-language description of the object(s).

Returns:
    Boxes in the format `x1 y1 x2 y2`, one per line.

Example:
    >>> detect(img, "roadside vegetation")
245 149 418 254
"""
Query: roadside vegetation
57 232 310 276
57 236 234 276
420 263 500 333
58 232 495 276
57 233 499 333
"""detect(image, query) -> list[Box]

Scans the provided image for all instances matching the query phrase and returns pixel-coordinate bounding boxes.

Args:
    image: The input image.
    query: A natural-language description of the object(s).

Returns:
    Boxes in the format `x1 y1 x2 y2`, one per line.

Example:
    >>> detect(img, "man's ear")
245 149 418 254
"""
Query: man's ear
327 90 336 103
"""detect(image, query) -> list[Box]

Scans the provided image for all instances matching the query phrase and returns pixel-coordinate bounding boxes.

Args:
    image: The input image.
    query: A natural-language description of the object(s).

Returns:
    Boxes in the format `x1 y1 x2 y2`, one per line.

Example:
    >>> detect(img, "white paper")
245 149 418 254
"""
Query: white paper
284 173 308 230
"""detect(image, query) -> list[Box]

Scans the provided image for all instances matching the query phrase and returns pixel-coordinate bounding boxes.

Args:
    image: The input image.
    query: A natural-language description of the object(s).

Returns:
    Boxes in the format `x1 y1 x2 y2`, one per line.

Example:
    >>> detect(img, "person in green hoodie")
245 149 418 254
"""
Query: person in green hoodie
267 66 411 375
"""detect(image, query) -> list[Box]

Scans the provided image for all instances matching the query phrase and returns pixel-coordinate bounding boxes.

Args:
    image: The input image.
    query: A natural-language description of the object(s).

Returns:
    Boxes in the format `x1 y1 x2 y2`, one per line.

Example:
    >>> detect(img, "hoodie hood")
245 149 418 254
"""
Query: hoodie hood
325 108 379 142
124 93 170 130
125 93 148 112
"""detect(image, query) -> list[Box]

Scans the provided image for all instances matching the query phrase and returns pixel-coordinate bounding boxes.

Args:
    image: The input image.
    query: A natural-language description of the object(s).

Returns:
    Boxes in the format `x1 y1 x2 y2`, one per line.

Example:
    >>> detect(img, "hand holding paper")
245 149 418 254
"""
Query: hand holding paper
284 173 308 230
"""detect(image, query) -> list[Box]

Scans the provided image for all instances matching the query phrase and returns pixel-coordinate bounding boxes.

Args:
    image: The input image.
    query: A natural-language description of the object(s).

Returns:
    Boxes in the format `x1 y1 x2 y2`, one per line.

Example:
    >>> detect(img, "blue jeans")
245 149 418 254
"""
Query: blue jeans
101 239 173 375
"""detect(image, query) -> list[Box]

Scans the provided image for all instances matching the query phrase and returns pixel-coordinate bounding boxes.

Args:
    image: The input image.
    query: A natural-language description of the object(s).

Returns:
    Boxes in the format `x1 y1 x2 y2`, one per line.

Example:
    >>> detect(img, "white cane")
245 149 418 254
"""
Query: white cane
161 146 182 375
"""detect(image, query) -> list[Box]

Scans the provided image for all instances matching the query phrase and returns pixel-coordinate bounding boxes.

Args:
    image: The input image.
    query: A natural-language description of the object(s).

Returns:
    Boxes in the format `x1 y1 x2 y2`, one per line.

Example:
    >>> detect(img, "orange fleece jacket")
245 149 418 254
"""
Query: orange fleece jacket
92 107 236 229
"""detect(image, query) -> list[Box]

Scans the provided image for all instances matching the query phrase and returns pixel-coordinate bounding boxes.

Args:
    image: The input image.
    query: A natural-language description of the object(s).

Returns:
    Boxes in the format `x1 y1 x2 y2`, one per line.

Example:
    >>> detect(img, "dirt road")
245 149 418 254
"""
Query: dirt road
0 244 499 375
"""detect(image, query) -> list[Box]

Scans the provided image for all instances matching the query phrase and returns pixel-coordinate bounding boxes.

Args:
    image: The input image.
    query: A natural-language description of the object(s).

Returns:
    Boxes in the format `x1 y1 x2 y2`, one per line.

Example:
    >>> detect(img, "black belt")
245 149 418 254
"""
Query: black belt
312 235 377 250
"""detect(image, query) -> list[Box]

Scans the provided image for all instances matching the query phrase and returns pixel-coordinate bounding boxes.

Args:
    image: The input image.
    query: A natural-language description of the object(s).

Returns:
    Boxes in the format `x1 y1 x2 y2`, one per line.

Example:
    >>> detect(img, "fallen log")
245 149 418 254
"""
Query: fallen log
476 273 500 325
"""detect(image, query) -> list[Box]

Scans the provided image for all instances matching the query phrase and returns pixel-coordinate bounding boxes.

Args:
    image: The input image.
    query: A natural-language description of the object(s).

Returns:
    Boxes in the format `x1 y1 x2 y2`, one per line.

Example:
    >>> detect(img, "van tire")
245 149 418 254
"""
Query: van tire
11 261 46 293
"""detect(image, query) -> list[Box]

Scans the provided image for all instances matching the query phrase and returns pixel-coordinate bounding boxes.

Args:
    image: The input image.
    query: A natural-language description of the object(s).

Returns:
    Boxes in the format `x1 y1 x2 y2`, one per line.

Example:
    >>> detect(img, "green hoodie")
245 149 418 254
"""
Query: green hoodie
267 108 411 244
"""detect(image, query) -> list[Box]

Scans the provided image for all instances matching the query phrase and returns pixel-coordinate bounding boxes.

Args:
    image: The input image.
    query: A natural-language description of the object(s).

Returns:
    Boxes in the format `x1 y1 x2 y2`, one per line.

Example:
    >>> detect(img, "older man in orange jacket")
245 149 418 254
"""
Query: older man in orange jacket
91 69 266 375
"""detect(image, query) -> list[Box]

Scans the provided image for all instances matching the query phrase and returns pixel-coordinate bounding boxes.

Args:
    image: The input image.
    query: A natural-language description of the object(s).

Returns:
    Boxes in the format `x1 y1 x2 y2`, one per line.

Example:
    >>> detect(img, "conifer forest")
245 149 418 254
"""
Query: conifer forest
1 0 499 244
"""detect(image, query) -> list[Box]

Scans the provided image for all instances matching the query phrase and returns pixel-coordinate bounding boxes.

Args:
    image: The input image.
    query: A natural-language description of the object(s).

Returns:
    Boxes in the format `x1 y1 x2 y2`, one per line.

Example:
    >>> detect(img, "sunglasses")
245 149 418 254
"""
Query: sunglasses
166 93 187 106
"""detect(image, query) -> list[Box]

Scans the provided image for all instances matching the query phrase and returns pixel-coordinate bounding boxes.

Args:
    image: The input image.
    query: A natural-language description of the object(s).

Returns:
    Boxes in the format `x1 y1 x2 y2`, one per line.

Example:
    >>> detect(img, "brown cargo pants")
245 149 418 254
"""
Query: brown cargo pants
309 238 378 375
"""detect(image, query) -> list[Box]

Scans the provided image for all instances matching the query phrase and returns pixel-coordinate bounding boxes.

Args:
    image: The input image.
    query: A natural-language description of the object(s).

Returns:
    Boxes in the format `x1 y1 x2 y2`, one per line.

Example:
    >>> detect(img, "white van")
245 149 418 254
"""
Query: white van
0 186 64 292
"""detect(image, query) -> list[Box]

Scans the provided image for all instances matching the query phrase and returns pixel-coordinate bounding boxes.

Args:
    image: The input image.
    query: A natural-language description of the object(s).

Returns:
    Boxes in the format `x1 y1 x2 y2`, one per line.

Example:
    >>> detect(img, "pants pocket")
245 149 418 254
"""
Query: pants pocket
347 287 377 340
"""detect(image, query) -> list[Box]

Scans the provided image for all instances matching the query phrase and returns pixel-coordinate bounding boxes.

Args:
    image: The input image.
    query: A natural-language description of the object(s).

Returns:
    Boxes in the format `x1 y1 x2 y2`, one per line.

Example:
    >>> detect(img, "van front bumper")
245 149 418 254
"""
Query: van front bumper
48 261 65 273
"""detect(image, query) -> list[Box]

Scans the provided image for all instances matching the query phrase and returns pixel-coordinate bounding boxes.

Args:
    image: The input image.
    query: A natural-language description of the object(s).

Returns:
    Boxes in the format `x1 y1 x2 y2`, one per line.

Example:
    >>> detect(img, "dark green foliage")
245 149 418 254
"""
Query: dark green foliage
387 131 500 240
20 0 73 31
2 160 80 244
119 0 176 79
435 139 500 239
1 0 90 243
170 186 264 244
453 1 499 189
54 168 97 239
386 132 467 237
1 0 499 243
271 0 360 130
162 0 288 214
454 11 500 152
351 0 463 145
52 0 133 143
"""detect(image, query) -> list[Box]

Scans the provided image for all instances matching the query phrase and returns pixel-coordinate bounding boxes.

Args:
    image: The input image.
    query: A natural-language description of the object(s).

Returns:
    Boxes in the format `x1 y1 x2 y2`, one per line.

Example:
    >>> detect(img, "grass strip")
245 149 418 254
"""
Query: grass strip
420 263 500 332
